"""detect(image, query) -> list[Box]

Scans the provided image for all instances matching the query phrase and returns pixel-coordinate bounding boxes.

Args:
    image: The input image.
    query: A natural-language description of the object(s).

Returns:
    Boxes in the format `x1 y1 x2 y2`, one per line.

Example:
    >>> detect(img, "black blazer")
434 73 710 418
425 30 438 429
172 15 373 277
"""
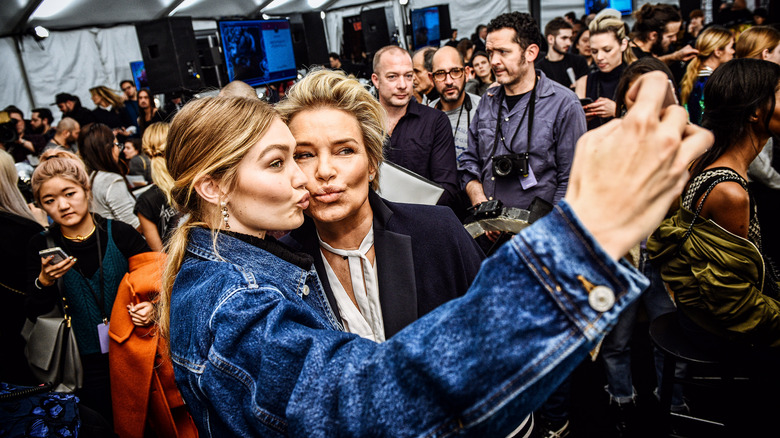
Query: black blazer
282 190 485 338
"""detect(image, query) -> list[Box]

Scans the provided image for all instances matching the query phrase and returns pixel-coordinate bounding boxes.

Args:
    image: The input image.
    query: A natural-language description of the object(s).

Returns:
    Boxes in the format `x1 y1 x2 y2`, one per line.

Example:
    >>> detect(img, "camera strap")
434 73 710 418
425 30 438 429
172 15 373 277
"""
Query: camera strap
490 75 538 162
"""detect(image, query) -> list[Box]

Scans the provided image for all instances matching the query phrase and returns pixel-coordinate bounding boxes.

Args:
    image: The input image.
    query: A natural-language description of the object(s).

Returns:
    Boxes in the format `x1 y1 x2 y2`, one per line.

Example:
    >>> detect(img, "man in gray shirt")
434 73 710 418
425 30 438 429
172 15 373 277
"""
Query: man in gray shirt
430 46 481 169
460 12 586 212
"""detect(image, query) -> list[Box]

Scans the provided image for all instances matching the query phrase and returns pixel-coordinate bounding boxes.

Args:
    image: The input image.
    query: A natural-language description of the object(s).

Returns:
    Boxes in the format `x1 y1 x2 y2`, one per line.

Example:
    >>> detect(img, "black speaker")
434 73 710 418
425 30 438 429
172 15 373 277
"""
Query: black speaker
437 5 452 39
195 31 227 89
342 15 366 62
301 12 329 67
135 17 205 94
290 13 329 69
360 7 390 54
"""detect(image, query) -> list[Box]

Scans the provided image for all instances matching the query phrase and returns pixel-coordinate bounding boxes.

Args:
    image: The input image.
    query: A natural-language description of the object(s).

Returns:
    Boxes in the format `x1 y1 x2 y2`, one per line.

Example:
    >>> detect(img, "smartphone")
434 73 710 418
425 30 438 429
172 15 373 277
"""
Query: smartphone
663 79 679 109
39 247 69 265
580 98 593 106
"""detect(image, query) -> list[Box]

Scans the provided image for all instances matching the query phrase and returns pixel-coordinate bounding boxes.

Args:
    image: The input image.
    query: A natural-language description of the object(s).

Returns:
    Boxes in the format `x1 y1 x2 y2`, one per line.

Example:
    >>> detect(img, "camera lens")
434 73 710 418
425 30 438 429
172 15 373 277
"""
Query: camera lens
494 157 513 177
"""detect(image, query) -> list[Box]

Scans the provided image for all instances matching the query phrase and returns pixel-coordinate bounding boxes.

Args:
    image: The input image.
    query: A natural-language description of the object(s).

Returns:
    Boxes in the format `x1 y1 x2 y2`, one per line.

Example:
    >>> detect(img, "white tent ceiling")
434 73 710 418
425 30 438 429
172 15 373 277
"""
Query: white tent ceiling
2 0 676 119
1 0 393 37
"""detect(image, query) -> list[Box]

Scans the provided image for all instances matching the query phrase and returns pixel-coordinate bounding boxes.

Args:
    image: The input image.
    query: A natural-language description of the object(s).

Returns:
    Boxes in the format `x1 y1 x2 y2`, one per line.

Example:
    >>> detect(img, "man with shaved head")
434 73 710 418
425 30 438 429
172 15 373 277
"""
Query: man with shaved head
219 80 258 99
371 45 458 209
43 117 80 154
430 46 481 168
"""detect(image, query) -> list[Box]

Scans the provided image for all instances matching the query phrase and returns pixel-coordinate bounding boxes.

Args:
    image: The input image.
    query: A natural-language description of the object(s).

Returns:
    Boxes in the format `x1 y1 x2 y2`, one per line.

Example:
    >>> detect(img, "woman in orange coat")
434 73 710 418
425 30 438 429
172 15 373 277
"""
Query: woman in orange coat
109 251 197 438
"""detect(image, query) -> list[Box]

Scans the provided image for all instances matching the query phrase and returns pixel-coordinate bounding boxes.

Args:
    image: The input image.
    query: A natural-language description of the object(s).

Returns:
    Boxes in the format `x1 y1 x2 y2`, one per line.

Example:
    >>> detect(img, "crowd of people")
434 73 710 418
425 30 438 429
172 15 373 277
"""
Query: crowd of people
1 3 779 437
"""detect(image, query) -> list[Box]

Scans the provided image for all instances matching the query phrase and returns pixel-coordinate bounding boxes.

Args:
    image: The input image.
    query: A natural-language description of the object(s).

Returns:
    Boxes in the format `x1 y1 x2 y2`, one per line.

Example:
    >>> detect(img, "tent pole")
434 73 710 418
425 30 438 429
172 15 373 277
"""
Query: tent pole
13 35 36 109
158 0 189 19
251 0 279 17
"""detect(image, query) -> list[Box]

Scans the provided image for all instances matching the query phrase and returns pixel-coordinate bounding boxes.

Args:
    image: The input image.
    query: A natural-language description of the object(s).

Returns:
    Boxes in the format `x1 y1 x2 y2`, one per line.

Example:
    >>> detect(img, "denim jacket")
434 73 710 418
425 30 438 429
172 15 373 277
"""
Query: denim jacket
169 201 648 437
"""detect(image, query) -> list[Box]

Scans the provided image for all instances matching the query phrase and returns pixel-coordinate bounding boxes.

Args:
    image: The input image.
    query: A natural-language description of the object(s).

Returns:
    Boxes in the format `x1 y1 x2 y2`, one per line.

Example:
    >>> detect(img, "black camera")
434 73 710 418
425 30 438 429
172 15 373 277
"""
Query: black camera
470 199 503 219
492 153 529 178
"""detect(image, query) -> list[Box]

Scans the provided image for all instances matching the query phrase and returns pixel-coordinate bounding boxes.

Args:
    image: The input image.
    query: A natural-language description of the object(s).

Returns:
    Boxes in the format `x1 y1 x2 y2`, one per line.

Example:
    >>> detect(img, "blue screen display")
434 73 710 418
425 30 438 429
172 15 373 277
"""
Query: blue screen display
130 61 148 90
218 19 297 87
585 0 633 16
411 7 440 50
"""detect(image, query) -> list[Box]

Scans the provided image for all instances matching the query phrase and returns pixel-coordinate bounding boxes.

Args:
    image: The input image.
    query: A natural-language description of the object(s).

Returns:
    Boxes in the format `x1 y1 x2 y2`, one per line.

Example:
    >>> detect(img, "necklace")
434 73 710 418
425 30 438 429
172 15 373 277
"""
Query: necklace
63 224 96 241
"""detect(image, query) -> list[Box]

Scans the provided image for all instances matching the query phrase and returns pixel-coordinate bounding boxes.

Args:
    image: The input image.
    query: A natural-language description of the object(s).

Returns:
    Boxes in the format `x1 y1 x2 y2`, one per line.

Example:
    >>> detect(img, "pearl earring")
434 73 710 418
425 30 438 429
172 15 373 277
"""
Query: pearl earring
220 201 230 230
369 174 375 181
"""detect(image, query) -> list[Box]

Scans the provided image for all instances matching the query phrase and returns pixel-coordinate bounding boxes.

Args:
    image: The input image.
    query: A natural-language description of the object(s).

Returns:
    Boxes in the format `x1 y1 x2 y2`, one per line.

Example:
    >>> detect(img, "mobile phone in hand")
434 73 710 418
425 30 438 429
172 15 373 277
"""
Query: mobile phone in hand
39 247 69 265
580 97 594 106
662 79 679 109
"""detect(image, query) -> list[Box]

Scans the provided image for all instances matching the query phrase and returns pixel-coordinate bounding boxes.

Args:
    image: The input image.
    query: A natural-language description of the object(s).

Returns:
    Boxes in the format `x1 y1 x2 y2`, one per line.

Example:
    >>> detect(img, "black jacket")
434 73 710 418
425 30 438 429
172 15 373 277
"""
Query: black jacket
282 190 485 338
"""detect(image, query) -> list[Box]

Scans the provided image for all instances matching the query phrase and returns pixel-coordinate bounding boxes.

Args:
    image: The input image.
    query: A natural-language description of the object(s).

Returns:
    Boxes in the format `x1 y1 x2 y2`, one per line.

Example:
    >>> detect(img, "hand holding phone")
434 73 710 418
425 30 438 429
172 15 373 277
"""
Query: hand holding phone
580 98 594 107
39 247 69 265
37 246 77 288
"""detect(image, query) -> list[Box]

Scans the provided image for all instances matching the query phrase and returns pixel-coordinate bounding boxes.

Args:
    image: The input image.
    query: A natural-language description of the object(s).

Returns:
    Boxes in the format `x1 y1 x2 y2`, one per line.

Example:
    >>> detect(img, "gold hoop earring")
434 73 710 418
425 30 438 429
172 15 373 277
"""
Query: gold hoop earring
220 201 230 230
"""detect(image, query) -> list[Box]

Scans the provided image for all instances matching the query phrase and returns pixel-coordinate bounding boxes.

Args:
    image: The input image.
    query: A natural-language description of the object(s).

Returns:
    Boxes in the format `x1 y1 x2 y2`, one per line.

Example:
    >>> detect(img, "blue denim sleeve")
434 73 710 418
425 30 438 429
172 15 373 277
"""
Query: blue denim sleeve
200 201 647 437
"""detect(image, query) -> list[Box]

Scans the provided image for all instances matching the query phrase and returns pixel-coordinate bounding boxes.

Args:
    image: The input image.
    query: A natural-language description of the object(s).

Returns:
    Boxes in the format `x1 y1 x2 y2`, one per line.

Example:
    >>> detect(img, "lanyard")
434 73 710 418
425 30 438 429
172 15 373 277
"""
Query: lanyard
489 75 538 160
436 94 472 135
61 223 108 322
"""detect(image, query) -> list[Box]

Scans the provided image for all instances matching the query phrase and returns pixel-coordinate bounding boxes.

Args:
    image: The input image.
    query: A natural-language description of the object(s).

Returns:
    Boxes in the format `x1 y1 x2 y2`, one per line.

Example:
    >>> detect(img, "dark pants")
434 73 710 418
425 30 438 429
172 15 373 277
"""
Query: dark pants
77 353 113 429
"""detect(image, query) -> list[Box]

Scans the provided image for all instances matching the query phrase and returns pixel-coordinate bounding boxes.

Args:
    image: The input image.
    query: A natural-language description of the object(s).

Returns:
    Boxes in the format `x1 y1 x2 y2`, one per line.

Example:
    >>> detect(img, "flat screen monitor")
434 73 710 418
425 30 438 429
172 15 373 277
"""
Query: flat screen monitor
218 19 298 87
130 61 148 90
410 6 440 50
585 0 633 16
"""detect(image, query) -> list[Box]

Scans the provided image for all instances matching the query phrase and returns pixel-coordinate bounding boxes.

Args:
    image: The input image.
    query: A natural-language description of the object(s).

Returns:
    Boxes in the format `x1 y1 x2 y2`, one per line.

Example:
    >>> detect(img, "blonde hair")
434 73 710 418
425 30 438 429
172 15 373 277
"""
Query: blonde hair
89 85 125 109
589 9 637 65
31 149 91 206
735 25 780 60
276 68 386 191
681 26 733 105
158 96 277 341
142 122 174 203
0 150 38 222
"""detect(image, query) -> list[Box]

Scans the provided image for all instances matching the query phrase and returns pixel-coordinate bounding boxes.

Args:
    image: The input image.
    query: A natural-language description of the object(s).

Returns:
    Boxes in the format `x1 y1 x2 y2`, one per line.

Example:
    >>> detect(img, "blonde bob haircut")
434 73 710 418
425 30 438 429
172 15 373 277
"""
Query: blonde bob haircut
31 149 91 206
276 68 386 192
142 122 174 204
589 8 637 66
735 25 780 60
159 96 277 341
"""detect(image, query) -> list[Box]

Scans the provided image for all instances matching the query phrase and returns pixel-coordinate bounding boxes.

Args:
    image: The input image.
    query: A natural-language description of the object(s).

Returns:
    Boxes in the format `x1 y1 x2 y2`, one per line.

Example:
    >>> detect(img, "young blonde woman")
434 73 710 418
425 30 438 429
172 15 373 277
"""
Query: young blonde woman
133 122 178 251
26 150 150 425
734 25 780 62
157 70 712 436
575 8 637 130
680 26 734 126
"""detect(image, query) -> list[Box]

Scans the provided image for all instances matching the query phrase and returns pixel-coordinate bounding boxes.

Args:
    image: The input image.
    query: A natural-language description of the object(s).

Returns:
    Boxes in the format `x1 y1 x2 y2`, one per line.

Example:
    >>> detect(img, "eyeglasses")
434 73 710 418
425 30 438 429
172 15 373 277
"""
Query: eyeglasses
432 68 465 81
113 141 121 149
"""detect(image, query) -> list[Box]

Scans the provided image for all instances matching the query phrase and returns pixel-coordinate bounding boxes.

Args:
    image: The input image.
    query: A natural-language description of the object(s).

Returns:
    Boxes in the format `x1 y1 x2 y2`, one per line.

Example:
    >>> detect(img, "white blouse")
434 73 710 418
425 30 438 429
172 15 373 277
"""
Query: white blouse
318 227 385 342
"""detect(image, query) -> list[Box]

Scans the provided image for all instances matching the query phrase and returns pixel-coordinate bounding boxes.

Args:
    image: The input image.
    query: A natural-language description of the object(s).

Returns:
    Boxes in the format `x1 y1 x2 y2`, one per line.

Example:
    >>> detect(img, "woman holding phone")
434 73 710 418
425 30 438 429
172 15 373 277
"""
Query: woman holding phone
575 9 636 130
26 149 150 425
158 69 711 436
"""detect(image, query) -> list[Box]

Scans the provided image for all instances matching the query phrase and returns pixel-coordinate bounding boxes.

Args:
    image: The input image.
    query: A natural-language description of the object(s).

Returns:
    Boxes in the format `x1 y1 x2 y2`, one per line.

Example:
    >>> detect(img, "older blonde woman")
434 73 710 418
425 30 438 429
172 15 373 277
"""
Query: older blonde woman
277 69 485 342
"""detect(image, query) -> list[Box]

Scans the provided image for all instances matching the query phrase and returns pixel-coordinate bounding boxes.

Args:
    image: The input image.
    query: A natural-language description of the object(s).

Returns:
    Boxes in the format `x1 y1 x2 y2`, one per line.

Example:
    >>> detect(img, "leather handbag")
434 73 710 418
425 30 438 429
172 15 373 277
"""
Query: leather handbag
21 305 83 393
20 231 83 393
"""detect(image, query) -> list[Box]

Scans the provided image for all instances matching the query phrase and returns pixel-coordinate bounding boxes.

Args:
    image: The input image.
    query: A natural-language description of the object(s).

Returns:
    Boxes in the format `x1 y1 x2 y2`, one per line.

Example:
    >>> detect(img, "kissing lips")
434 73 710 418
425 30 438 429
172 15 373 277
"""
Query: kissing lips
297 193 310 209
312 186 344 203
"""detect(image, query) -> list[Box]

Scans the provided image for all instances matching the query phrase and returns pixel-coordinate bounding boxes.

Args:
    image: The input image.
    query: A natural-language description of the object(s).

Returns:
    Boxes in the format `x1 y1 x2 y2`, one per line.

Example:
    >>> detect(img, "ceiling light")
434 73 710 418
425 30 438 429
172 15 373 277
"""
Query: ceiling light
34 26 49 39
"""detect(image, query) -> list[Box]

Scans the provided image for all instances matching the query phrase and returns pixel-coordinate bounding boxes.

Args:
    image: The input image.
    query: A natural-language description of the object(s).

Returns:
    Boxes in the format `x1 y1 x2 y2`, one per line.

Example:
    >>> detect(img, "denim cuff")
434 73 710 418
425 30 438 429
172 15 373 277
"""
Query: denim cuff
509 200 649 342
